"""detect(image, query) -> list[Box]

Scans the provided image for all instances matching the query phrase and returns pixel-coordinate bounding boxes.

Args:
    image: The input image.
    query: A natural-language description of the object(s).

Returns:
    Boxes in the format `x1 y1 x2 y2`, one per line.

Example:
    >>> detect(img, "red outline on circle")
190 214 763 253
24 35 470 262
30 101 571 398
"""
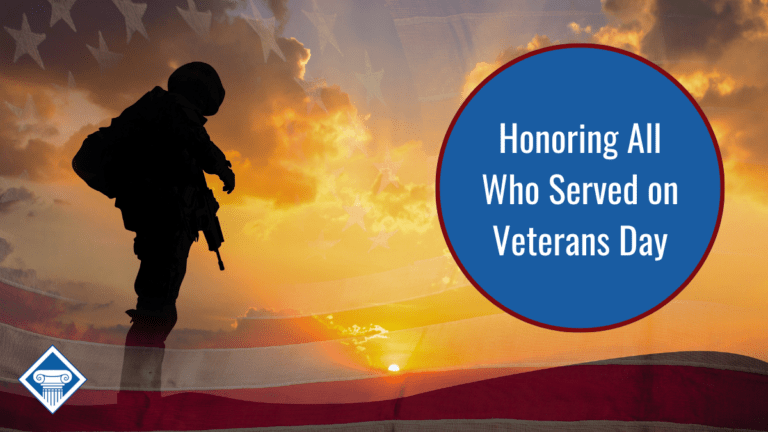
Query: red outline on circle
435 43 725 332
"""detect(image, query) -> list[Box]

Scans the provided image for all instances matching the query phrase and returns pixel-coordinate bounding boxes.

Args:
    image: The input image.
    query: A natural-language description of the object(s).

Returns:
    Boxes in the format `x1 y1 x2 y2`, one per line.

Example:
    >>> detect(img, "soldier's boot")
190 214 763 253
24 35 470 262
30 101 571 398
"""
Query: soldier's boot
117 305 176 417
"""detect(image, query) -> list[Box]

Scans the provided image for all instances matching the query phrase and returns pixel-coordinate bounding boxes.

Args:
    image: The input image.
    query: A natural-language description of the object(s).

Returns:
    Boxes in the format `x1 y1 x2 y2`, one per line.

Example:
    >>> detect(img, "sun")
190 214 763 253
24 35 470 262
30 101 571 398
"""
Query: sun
388 364 400 372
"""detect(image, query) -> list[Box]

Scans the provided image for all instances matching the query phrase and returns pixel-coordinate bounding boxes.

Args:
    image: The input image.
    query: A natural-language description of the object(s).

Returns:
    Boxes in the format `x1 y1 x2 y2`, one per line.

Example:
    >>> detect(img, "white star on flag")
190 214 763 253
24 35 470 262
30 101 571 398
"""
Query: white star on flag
306 230 340 260
111 0 149 43
342 194 369 232
4 94 39 132
368 229 397 252
294 75 327 113
87 31 123 72
355 50 385 106
47 0 77 32
4 14 46 70
302 0 342 56
53 71 77 92
373 148 402 193
243 0 285 62
177 0 211 40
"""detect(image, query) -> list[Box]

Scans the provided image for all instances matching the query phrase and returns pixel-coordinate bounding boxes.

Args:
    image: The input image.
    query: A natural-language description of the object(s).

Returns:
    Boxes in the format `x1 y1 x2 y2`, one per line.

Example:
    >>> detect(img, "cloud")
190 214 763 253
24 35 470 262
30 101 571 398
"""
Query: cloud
367 181 436 235
0 91 107 182
593 19 646 53
701 82 768 111
92 300 114 310
642 0 767 62
590 0 656 54
263 0 291 35
456 2 768 208
675 70 738 99
0 138 58 181
243 306 302 318
694 84 768 202
495 34 554 65
451 1 768 212
0 186 35 212
602 0 650 19
331 322 389 353
591 0 768 204
568 22 593 35
593 0 768 62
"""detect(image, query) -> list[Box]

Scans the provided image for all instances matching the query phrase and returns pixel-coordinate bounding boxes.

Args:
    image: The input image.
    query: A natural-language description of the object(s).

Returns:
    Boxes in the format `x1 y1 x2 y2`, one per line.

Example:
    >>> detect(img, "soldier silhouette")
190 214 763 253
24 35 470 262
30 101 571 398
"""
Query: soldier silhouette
105 62 234 406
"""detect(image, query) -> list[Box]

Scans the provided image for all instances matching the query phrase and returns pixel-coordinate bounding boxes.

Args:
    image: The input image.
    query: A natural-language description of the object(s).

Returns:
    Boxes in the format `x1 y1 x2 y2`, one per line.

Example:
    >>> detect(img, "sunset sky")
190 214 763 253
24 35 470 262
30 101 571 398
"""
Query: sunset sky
2 0 768 378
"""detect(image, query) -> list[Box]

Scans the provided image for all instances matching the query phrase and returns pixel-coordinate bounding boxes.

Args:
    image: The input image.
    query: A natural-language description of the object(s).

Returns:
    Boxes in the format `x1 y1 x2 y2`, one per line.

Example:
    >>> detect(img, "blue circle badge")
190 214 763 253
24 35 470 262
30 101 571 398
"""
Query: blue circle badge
437 44 723 331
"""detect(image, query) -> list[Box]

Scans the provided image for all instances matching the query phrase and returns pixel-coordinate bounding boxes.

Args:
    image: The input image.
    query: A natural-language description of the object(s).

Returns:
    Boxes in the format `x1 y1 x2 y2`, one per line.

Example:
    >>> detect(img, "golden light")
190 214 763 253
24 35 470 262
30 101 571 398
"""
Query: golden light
388 364 400 372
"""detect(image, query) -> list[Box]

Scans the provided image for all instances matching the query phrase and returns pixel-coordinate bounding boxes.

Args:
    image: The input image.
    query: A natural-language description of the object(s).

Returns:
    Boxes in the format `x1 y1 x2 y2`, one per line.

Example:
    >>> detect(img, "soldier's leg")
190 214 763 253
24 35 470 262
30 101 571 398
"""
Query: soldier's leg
163 227 196 309
119 226 193 407
130 225 194 344
133 226 193 302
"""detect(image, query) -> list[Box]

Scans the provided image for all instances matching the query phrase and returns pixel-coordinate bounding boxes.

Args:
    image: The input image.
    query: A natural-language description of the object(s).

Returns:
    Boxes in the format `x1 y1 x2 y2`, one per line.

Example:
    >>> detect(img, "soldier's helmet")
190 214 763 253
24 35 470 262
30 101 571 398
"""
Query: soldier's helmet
168 62 226 117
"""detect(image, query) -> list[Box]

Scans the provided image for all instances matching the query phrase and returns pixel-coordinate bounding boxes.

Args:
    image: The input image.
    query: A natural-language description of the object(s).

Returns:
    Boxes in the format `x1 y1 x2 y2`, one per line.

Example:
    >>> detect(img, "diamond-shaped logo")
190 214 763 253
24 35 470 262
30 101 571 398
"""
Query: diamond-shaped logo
18 345 87 414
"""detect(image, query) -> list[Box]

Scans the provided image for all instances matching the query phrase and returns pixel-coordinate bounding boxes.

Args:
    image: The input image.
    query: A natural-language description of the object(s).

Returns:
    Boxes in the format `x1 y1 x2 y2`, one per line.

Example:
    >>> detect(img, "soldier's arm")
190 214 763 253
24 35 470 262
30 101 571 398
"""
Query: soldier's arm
185 125 231 175
183 125 235 193
165 92 235 192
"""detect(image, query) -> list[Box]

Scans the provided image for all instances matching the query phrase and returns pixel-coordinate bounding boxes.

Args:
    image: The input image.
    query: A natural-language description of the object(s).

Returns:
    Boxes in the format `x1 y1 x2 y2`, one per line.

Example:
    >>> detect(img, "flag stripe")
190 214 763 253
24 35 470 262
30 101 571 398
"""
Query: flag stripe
4 317 768 398
0 419 762 432
0 365 540 406
3 351 767 406
2 363 767 430
0 316 573 393
0 321 394 391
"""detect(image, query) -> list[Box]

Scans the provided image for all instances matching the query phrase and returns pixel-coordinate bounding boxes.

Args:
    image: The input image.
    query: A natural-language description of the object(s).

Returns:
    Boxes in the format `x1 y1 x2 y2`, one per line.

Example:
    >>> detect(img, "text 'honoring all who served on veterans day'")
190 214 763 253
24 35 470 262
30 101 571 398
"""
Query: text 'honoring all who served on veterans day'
486 122 673 261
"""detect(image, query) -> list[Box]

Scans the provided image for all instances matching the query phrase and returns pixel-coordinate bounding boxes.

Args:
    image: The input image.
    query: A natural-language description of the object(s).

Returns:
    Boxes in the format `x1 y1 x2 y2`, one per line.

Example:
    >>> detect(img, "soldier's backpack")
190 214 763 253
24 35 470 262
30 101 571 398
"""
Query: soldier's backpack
71 87 160 199
72 126 120 199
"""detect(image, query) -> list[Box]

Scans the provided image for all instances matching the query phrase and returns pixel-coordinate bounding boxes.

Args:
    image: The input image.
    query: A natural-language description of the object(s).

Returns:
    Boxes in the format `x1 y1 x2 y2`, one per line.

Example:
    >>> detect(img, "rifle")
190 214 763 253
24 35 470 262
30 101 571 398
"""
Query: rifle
194 187 226 271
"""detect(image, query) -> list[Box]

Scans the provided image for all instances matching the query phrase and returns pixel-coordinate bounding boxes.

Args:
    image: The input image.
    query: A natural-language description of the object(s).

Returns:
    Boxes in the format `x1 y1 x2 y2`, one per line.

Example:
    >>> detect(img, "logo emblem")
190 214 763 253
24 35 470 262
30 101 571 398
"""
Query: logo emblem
18 345 87 414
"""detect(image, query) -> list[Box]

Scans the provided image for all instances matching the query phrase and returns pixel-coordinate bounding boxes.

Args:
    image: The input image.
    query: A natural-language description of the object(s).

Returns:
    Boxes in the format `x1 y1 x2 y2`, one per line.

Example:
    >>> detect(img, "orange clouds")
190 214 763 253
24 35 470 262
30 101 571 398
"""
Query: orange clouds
674 70 738 99
568 22 593 35
592 20 645 53
458 0 768 207
592 0 654 54
644 0 767 61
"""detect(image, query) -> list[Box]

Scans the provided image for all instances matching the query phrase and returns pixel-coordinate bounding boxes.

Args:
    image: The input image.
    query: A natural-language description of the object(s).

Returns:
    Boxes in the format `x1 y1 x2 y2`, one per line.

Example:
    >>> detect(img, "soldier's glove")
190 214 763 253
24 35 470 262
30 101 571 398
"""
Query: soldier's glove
219 166 235 194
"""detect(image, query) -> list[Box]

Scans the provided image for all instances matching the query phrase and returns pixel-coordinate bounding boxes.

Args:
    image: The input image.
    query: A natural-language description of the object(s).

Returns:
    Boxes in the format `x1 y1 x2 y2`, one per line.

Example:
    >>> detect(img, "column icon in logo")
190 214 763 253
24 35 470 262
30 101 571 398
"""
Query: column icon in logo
19 345 87 414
